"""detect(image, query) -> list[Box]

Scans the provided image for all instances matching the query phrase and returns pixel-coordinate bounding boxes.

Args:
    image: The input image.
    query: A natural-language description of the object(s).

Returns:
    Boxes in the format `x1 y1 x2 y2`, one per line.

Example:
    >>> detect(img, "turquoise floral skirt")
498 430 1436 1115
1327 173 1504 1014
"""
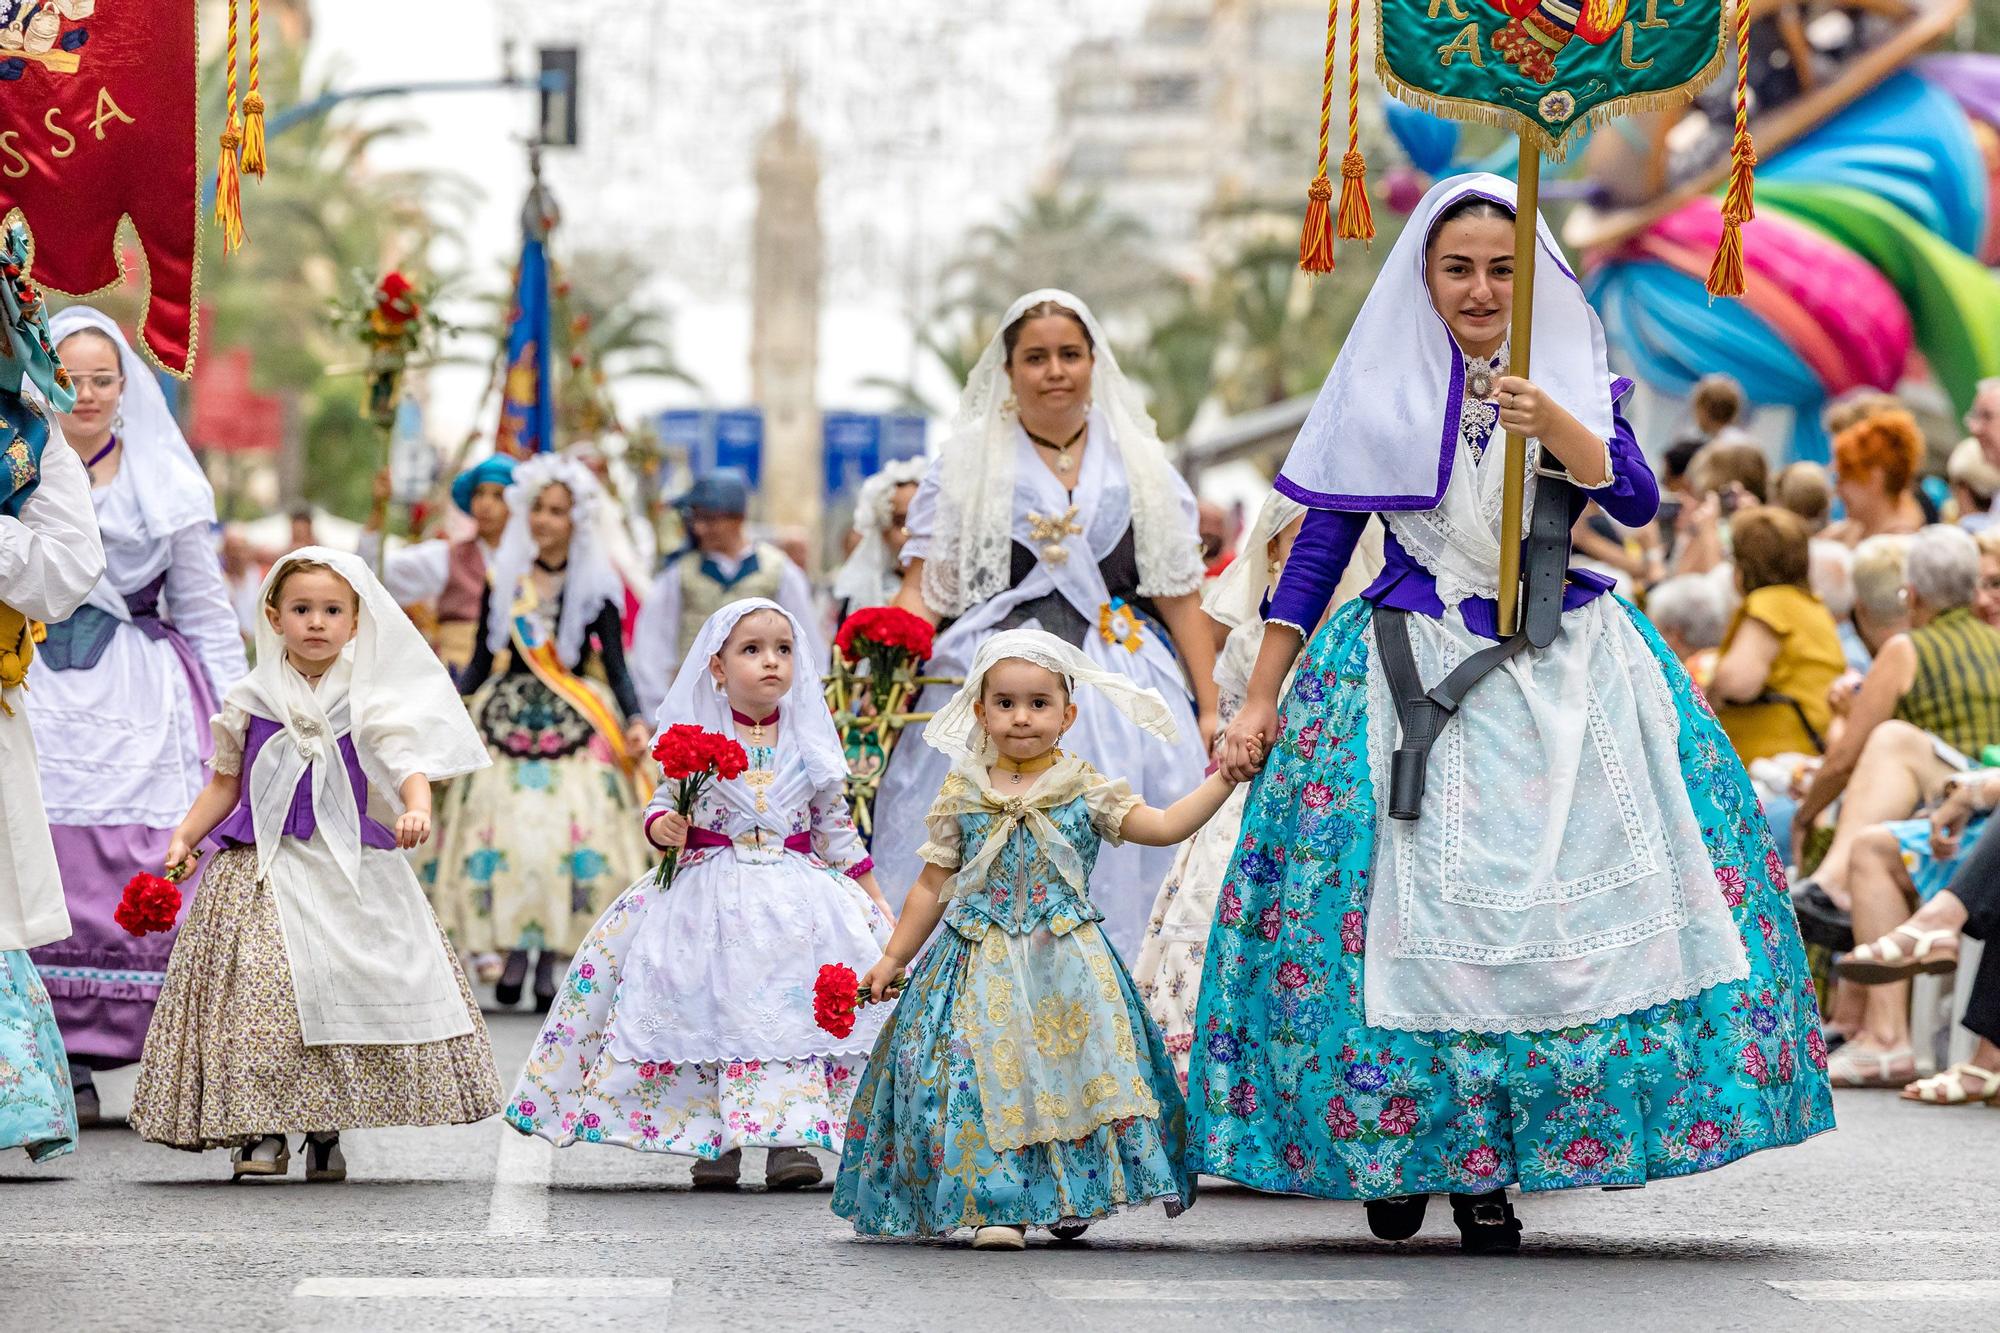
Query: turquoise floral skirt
1187 598 1836 1199
833 923 1194 1236
0 950 77 1163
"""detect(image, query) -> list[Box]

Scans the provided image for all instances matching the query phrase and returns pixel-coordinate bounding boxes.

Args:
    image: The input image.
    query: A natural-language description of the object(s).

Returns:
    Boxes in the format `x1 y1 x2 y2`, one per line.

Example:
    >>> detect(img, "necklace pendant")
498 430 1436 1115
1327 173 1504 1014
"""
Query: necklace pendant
1057 454 1074 473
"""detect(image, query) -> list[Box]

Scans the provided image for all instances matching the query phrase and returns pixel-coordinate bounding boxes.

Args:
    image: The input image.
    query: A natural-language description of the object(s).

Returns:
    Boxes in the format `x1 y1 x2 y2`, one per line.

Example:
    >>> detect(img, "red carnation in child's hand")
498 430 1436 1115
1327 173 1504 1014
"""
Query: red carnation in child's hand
813 963 861 1040
835 606 935 666
651 724 748 783
113 873 183 937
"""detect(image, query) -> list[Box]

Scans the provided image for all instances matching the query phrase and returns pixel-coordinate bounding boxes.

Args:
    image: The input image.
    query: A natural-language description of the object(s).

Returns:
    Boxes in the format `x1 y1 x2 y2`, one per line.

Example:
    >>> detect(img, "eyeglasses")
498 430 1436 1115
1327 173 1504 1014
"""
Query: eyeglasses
70 373 123 396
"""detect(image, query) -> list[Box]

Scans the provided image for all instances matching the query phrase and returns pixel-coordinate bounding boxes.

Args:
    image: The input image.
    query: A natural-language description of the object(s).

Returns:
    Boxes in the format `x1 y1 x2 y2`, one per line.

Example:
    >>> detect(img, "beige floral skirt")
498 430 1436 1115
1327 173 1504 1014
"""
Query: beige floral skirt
130 845 504 1151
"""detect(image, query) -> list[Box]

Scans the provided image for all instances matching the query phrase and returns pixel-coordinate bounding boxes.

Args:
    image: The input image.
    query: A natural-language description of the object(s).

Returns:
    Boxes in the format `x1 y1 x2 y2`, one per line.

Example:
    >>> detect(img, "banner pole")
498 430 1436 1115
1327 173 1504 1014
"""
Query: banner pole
1496 138 1539 639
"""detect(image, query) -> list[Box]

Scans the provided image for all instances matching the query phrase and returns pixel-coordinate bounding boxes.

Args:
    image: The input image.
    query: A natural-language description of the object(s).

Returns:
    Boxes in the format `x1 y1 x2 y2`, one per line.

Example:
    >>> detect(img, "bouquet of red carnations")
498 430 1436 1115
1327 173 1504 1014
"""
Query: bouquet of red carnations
811 962 905 1039
114 872 183 938
651 725 750 888
825 606 943 835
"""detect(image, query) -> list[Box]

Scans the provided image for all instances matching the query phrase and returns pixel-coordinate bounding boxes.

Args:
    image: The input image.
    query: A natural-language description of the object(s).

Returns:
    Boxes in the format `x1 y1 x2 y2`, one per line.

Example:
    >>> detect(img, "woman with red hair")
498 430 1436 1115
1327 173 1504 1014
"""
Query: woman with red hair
1825 408 1928 547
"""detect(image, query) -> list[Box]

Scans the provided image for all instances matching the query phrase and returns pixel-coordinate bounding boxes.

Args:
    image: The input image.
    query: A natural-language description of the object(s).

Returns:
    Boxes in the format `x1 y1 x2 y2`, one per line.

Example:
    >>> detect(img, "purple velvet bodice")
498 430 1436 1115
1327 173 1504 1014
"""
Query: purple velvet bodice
210 715 398 851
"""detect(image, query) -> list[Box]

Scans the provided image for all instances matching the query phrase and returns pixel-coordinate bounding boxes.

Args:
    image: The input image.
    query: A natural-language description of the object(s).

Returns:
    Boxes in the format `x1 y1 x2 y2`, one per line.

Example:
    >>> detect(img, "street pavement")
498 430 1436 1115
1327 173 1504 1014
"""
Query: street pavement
4 1007 1993 1332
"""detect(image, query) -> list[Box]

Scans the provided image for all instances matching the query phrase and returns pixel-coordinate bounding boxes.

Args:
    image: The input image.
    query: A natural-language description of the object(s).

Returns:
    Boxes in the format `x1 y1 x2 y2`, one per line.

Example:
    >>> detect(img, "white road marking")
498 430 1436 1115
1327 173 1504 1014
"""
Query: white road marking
1768 1280 2000 1303
484 1125 554 1235
295 1277 674 1300
1038 1279 1408 1302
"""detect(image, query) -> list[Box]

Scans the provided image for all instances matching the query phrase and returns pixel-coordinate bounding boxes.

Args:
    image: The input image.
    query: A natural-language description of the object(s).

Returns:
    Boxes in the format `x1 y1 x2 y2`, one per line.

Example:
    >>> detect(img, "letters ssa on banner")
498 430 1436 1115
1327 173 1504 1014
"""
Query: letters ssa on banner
0 2 200 376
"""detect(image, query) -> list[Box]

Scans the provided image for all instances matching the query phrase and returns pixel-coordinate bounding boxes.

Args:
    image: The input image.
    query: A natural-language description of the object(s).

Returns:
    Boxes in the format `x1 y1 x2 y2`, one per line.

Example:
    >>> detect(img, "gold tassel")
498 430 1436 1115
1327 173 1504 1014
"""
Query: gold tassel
239 0 266 177
215 125 247 255
1335 0 1373 243
1299 0 1339 273
1707 0 1756 297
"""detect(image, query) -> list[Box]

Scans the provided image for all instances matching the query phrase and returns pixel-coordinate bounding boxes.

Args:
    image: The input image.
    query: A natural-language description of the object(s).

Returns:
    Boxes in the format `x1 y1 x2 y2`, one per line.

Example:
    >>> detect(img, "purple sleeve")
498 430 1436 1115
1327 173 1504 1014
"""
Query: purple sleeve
1594 381 1659 529
1266 507 1369 631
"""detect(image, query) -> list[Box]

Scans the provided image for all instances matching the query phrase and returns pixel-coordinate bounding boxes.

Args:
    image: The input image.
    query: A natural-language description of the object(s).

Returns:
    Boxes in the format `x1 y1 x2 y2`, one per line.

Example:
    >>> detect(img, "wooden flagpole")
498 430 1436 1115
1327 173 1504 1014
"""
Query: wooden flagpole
1496 138 1538 639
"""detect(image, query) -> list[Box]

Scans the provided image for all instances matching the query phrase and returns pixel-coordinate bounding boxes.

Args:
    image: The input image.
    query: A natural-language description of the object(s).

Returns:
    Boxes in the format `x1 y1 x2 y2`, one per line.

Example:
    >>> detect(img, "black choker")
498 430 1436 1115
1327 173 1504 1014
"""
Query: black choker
534 557 568 573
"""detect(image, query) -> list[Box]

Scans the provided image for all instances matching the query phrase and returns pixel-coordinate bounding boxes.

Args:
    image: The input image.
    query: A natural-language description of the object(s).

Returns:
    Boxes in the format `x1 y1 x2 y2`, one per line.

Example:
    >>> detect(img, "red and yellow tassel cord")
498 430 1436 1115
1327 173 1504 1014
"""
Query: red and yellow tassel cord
1336 0 1373 243
240 0 267 178
213 0 247 253
1707 0 1757 297
1299 0 1339 274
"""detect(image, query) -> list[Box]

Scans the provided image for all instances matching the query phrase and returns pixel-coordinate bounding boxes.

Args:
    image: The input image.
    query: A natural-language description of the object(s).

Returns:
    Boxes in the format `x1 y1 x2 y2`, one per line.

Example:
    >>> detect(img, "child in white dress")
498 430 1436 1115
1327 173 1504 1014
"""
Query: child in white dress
506 598 895 1190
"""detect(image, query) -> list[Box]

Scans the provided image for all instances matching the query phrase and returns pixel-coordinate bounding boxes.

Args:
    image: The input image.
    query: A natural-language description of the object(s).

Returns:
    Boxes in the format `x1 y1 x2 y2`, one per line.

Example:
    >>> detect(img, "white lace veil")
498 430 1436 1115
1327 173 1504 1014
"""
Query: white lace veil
924 627 1180 767
484 452 629 668
831 455 927 608
48 306 216 541
652 596 848 790
228 547 489 882
921 288 1203 618
1274 174 1611 514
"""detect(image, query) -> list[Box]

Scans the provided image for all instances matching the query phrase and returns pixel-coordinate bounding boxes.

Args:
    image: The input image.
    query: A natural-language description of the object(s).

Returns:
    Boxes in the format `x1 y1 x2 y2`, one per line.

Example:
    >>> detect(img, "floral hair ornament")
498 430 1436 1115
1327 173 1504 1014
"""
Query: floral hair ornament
922 627 1179 768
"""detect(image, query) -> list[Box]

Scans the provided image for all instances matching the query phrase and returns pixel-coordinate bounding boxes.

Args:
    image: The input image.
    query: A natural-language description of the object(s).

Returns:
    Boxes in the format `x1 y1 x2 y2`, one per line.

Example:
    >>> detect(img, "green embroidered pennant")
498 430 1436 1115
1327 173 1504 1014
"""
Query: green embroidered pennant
1378 0 1728 158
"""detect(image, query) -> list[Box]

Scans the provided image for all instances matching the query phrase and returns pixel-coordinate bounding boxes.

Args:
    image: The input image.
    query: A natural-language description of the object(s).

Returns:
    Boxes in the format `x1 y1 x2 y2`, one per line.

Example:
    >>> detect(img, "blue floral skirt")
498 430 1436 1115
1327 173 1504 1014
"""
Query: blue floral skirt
832 923 1194 1236
0 950 77 1163
1187 598 1835 1199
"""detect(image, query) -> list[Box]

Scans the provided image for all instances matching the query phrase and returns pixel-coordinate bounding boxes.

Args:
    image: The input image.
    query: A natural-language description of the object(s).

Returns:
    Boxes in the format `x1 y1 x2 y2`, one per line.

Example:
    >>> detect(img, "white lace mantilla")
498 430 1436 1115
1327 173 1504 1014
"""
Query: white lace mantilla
1360 593 1750 1035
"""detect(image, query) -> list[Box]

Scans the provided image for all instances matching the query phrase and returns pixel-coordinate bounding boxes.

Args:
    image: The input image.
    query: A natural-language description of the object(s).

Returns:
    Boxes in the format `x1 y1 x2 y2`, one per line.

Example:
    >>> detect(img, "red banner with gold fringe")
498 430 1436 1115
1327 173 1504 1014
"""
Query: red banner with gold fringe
0 2 200 375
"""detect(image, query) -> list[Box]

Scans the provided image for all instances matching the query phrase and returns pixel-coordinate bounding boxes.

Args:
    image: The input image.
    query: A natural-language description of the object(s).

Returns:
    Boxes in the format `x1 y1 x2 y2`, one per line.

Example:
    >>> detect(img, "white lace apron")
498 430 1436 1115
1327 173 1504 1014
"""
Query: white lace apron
1363 400 1748 1034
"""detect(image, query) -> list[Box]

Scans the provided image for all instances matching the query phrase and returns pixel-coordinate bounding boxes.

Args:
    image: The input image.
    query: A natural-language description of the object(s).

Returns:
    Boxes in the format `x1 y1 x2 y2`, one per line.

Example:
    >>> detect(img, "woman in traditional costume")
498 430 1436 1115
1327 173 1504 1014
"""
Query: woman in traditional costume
876 290 1215 957
429 454 653 1010
26 307 249 1123
1191 175 1835 1251
132 549 500 1179
830 456 927 617
0 259 107 1162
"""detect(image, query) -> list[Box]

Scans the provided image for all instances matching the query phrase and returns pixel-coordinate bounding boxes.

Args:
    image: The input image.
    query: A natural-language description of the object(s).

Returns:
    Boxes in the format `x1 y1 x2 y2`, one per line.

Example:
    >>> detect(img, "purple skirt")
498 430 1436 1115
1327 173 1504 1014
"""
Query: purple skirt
29 622 216 1068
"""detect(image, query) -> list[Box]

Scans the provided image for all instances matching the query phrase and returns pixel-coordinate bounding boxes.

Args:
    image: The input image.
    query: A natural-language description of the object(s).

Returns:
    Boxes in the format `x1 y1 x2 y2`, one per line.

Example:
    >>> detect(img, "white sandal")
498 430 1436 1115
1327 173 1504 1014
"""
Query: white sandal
1901 1063 2000 1105
1825 1043 1917 1089
1837 925 1959 984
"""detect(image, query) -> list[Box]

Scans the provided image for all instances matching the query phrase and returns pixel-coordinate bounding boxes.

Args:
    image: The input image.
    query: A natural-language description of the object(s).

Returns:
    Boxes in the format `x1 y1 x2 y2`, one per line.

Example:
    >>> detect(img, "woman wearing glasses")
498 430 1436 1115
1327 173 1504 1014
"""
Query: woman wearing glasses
26 308 247 1125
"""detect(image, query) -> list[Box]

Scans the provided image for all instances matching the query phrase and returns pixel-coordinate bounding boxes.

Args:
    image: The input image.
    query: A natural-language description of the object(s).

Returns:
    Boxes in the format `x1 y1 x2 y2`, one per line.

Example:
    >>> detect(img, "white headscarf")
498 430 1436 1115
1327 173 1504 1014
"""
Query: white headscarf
228 547 488 888
924 627 1179 768
832 456 928 608
485 452 629 668
1202 490 1306 632
1274 173 1612 513
653 596 848 791
48 306 215 542
922 288 1203 618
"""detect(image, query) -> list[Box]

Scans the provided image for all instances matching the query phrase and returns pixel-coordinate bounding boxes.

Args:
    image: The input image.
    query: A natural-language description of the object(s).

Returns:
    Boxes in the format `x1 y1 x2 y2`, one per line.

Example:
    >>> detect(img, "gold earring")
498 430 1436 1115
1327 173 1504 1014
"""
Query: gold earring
1002 394 1018 416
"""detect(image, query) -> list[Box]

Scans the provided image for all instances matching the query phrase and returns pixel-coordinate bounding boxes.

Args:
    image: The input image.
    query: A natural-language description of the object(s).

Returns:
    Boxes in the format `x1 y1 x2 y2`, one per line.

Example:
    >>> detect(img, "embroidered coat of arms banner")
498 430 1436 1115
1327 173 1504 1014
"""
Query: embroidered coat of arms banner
1379 0 1728 158
0 2 200 374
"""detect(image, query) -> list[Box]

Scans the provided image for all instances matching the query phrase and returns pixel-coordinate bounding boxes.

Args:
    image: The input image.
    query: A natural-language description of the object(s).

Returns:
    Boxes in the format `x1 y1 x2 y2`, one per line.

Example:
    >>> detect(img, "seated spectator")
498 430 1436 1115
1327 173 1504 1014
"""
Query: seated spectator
1952 438 2000 536
1807 539 1864 669
1965 377 2000 472
1690 435 1770 504
1824 408 1928 547
1837 769 2000 1103
1792 527 2000 945
1707 507 1845 764
1847 533 1914 661
1661 436 1707 502
1774 461 1833 534
1647 573 1729 679
1978 530 2000 629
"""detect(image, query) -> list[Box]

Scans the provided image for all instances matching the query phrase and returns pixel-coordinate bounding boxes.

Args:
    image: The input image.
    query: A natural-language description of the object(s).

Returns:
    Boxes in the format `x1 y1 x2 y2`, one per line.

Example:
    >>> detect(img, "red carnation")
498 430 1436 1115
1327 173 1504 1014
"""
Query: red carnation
813 963 861 1040
114 873 183 937
835 606 935 665
648 726 752 887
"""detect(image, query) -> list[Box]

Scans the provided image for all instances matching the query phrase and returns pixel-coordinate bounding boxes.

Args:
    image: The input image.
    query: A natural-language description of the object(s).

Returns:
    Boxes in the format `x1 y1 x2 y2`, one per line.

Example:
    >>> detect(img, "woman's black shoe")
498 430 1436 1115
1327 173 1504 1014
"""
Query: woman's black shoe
1790 879 1854 951
1450 1190 1522 1254
494 950 529 1007
1364 1193 1429 1241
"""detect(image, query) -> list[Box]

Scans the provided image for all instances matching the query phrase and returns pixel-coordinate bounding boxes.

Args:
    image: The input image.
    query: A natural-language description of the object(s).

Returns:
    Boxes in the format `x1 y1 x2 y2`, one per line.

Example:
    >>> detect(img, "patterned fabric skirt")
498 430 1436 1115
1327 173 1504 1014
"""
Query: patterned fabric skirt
427 674 651 957
1132 783 1250 1094
1187 598 1836 1200
0 951 77 1163
506 878 875 1156
130 846 503 1151
832 924 1193 1237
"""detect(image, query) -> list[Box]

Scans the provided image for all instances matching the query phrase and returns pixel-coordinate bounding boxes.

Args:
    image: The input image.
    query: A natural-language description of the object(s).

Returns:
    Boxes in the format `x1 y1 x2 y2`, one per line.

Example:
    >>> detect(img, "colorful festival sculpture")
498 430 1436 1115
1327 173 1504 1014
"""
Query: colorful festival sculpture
0 2 202 373
1304 0 1744 631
